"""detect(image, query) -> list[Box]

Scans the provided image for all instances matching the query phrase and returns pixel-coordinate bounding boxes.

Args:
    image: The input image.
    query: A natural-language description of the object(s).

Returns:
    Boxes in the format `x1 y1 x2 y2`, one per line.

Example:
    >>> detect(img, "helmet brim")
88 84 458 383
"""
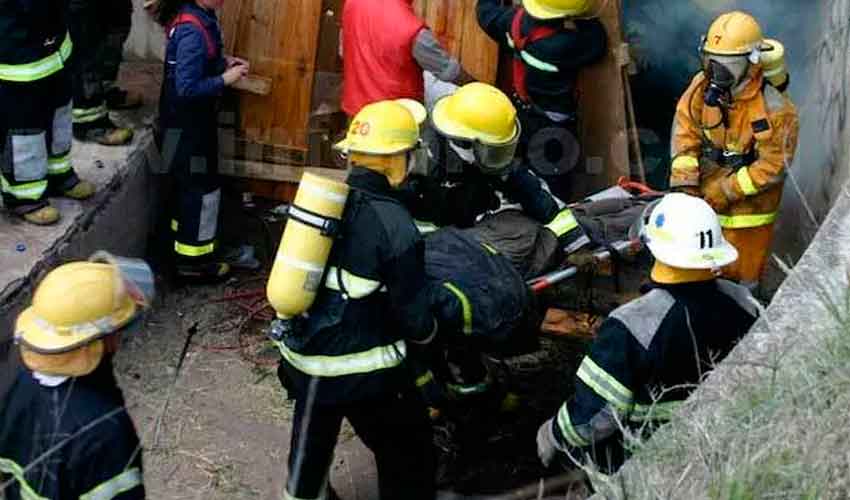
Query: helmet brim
15 296 137 354
647 239 738 270
333 138 417 156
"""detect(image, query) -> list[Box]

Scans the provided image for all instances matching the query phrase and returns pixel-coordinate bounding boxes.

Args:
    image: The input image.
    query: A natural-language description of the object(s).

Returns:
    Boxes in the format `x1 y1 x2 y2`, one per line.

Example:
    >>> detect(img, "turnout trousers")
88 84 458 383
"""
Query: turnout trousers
285 388 436 500
0 68 81 213
161 118 222 264
68 0 133 125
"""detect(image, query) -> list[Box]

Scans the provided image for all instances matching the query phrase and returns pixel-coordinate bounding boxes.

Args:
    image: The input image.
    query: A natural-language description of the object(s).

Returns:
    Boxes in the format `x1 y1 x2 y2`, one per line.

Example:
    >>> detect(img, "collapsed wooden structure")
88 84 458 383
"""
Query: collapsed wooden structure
218 0 641 202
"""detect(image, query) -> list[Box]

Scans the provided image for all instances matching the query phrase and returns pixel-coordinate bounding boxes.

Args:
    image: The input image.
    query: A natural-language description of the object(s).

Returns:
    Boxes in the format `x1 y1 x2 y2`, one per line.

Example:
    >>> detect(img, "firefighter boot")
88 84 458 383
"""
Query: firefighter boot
63 180 96 200
22 205 60 226
73 117 134 146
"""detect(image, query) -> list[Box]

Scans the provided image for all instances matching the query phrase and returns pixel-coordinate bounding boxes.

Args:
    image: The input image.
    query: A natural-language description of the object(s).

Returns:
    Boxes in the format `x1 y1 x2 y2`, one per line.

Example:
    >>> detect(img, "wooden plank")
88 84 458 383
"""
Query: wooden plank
232 75 273 96
220 159 349 184
416 0 499 84
458 0 498 83
573 0 630 198
221 0 323 151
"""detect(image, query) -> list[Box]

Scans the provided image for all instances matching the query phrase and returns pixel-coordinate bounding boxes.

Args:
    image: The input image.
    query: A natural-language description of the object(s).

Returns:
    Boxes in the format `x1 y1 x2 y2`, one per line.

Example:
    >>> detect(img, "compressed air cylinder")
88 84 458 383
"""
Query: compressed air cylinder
762 39 789 90
267 173 349 319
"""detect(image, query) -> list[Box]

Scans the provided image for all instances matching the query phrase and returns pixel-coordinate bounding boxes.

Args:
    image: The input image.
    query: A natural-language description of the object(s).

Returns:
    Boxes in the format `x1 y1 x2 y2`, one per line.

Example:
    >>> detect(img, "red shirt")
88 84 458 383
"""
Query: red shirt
341 0 426 116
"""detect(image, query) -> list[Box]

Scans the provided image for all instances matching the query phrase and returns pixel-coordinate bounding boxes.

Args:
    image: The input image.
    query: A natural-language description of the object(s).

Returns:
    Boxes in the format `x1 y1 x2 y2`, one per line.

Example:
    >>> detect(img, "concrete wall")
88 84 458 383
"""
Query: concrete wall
623 0 850 287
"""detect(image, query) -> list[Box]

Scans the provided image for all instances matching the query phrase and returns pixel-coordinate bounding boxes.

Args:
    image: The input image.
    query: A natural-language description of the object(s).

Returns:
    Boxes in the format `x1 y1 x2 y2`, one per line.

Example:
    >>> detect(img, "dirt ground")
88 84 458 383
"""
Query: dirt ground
113 200 610 499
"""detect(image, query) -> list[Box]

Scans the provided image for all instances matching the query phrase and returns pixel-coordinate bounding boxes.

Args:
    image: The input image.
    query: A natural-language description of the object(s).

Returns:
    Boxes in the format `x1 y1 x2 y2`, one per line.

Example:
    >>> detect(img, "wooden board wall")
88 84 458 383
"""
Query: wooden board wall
573 0 631 196
220 0 324 152
413 0 499 84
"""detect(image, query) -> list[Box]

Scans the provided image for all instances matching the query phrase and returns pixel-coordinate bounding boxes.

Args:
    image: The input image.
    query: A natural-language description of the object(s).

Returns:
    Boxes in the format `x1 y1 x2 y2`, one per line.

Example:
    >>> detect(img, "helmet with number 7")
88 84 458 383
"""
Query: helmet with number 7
641 193 738 283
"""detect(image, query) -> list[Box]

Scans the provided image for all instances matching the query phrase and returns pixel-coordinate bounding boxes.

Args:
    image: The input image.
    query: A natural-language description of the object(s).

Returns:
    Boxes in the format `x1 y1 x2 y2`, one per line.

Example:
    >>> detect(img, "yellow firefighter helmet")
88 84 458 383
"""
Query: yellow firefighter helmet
522 0 599 20
16 253 154 376
334 100 420 156
702 11 769 57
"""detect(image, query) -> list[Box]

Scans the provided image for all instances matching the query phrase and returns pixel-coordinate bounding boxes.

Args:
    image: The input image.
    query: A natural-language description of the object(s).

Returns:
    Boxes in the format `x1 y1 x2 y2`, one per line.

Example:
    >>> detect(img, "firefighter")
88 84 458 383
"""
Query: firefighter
0 0 97 226
476 0 607 201
152 0 249 280
406 82 586 251
68 0 138 146
536 193 759 473
670 11 799 288
273 101 439 500
341 0 474 118
0 252 153 499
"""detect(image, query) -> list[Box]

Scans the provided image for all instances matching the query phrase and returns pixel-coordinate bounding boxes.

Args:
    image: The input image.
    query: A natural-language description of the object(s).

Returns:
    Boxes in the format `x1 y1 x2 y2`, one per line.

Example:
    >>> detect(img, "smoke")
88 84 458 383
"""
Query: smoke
623 0 850 284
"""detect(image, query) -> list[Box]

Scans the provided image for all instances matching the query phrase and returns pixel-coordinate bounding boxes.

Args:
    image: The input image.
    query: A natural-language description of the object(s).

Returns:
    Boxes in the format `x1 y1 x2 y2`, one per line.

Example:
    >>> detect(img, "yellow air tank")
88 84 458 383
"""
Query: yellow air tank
267 173 350 320
762 39 789 91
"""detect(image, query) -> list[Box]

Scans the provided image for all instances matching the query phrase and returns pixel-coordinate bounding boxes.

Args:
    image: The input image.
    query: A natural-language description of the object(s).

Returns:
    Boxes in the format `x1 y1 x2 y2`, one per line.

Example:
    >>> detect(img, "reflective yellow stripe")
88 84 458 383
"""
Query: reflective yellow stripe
79 468 143 500
0 457 50 500
1 176 47 201
442 282 472 335
630 400 682 422
47 155 72 175
717 212 777 229
416 370 435 388
671 155 699 171
576 357 633 412
0 35 72 82
557 404 590 448
414 219 439 234
324 267 386 298
480 242 498 255
72 105 108 124
505 33 559 72
447 381 490 396
275 340 406 377
736 167 759 196
171 219 179 231
545 208 579 237
174 240 216 257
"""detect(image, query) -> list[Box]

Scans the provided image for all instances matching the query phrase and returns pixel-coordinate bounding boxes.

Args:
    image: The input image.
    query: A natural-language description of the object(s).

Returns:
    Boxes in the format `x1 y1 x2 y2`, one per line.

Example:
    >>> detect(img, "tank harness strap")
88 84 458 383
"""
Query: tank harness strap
508 8 559 104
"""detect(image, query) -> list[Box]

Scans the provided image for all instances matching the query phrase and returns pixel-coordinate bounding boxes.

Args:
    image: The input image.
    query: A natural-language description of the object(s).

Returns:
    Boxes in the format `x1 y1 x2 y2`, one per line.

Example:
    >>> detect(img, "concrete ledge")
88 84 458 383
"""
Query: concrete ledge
0 63 161 398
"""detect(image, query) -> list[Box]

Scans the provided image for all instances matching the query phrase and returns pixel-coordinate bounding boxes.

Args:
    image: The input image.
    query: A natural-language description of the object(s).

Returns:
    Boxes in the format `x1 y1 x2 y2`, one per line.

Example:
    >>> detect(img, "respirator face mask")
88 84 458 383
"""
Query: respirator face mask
702 55 750 108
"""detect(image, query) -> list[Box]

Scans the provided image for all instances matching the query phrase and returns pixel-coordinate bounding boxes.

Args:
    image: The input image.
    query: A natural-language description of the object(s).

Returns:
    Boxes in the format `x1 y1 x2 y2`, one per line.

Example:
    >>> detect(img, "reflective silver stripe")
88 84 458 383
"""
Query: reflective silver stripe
0 35 72 82
282 487 328 500
275 254 324 273
51 102 73 155
275 340 406 377
324 266 387 298
198 189 221 241
79 468 143 500
11 133 48 182
0 457 50 500
299 180 347 205
289 205 331 230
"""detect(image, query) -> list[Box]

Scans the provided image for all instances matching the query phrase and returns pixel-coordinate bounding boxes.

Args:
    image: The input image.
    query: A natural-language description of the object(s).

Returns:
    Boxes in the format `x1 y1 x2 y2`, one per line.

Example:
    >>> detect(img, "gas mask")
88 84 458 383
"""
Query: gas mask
703 55 749 108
